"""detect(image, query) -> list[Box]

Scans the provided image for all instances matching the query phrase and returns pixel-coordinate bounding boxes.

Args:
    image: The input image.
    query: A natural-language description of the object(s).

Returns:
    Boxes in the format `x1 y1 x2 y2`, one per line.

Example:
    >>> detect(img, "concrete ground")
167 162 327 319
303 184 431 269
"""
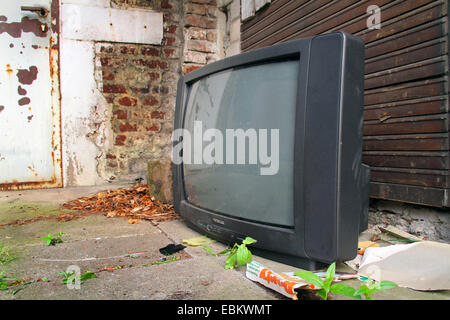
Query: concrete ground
0 184 449 300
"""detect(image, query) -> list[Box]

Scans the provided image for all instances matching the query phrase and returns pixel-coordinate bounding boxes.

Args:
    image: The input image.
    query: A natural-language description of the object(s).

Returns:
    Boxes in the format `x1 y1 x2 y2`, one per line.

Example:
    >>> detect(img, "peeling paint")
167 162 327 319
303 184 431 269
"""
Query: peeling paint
18 97 30 106
0 17 47 38
0 0 62 191
16 66 38 85
18 85 27 95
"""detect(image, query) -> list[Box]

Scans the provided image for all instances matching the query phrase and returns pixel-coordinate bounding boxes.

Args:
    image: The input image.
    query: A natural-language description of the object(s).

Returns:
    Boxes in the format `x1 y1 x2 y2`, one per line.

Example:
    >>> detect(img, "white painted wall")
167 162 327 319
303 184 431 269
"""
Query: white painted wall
60 39 110 186
241 0 271 21
59 0 163 186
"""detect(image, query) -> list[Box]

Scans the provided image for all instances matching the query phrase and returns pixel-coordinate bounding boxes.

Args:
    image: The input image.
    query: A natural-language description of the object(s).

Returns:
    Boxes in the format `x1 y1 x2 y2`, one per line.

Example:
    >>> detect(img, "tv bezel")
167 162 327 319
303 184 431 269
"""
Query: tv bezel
173 32 365 270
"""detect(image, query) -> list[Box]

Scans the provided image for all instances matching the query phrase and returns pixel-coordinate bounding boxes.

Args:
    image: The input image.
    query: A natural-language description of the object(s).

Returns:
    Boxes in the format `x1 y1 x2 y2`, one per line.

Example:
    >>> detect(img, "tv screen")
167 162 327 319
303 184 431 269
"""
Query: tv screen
172 32 369 270
183 59 298 227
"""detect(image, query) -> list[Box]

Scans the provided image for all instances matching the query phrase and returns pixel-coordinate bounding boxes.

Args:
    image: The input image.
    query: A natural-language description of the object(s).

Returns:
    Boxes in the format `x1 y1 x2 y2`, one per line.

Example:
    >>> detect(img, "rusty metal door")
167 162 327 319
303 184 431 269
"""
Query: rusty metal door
0 0 62 190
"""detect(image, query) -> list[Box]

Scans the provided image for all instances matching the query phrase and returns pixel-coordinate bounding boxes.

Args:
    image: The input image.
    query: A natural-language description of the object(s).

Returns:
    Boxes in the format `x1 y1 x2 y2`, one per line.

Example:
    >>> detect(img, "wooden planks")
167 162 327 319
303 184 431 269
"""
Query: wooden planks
362 151 449 170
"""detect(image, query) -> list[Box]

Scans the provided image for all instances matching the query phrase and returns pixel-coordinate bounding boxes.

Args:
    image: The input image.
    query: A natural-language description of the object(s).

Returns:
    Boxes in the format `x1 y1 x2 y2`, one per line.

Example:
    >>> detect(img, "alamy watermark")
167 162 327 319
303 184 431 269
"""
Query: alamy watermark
63 265 81 290
367 5 381 30
172 121 280 176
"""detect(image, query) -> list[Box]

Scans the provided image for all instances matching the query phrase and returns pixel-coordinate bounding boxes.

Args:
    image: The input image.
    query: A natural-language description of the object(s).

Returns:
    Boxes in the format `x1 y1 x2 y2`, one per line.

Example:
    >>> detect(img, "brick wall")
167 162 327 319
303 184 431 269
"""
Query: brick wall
94 0 222 183
183 0 222 74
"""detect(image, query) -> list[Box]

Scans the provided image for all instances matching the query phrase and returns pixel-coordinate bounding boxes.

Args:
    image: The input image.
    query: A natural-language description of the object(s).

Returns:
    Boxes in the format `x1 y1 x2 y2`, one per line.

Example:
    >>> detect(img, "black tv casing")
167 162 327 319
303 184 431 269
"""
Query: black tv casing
173 32 368 270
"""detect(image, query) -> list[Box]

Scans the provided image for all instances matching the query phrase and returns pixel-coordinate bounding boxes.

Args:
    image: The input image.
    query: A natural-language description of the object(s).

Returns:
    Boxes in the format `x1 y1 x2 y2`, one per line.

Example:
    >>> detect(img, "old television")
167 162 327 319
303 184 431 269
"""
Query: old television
172 32 370 270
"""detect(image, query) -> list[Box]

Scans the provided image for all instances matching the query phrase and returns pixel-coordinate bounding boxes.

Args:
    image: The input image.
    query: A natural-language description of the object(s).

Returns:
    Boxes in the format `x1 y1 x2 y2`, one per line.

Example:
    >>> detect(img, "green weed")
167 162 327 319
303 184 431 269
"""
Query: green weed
225 237 257 270
294 262 397 300
41 231 65 246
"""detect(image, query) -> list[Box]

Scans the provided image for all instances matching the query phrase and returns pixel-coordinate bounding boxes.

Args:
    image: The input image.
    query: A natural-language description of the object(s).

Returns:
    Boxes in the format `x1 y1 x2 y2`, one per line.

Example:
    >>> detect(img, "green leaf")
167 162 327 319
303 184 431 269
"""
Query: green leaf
317 289 328 300
330 283 362 300
294 269 324 289
80 271 97 282
246 250 253 263
324 262 336 290
354 284 370 298
377 281 398 291
202 245 217 256
217 248 232 256
225 252 237 270
236 245 249 266
242 237 257 245
62 273 76 285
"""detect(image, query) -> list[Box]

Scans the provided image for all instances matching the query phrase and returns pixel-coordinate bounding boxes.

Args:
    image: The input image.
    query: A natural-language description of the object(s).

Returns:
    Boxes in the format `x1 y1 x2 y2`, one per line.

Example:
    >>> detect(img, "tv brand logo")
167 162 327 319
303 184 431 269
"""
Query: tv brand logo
172 121 280 175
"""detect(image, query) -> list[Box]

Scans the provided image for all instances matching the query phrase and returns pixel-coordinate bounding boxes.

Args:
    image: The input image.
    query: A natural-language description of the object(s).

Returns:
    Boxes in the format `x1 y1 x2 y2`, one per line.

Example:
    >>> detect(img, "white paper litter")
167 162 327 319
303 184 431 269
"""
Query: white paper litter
356 241 450 291
246 260 358 299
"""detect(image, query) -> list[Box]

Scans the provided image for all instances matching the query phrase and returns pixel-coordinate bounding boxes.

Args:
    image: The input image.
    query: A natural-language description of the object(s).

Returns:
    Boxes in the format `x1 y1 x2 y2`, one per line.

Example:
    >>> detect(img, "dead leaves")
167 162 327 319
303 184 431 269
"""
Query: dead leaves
0 185 179 229
61 184 180 223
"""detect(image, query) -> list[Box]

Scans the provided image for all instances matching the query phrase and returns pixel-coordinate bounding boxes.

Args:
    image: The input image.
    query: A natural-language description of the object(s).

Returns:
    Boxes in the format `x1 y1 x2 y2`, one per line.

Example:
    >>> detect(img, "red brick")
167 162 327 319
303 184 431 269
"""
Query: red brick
118 96 138 107
107 161 118 168
151 111 165 119
132 59 159 69
146 123 160 132
105 96 115 104
163 48 177 59
185 14 216 29
102 70 115 81
149 72 160 81
165 24 178 34
100 57 124 68
184 3 207 15
183 63 202 74
206 30 217 42
161 0 172 9
120 46 137 54
115 135 126 146
163 36 177 46
142 96 159 106
119 122 138 132
99 45 114 53
187 39 215 53
103 84 127 94
113 109 128 120
141 47 160 56
159 61 169 70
